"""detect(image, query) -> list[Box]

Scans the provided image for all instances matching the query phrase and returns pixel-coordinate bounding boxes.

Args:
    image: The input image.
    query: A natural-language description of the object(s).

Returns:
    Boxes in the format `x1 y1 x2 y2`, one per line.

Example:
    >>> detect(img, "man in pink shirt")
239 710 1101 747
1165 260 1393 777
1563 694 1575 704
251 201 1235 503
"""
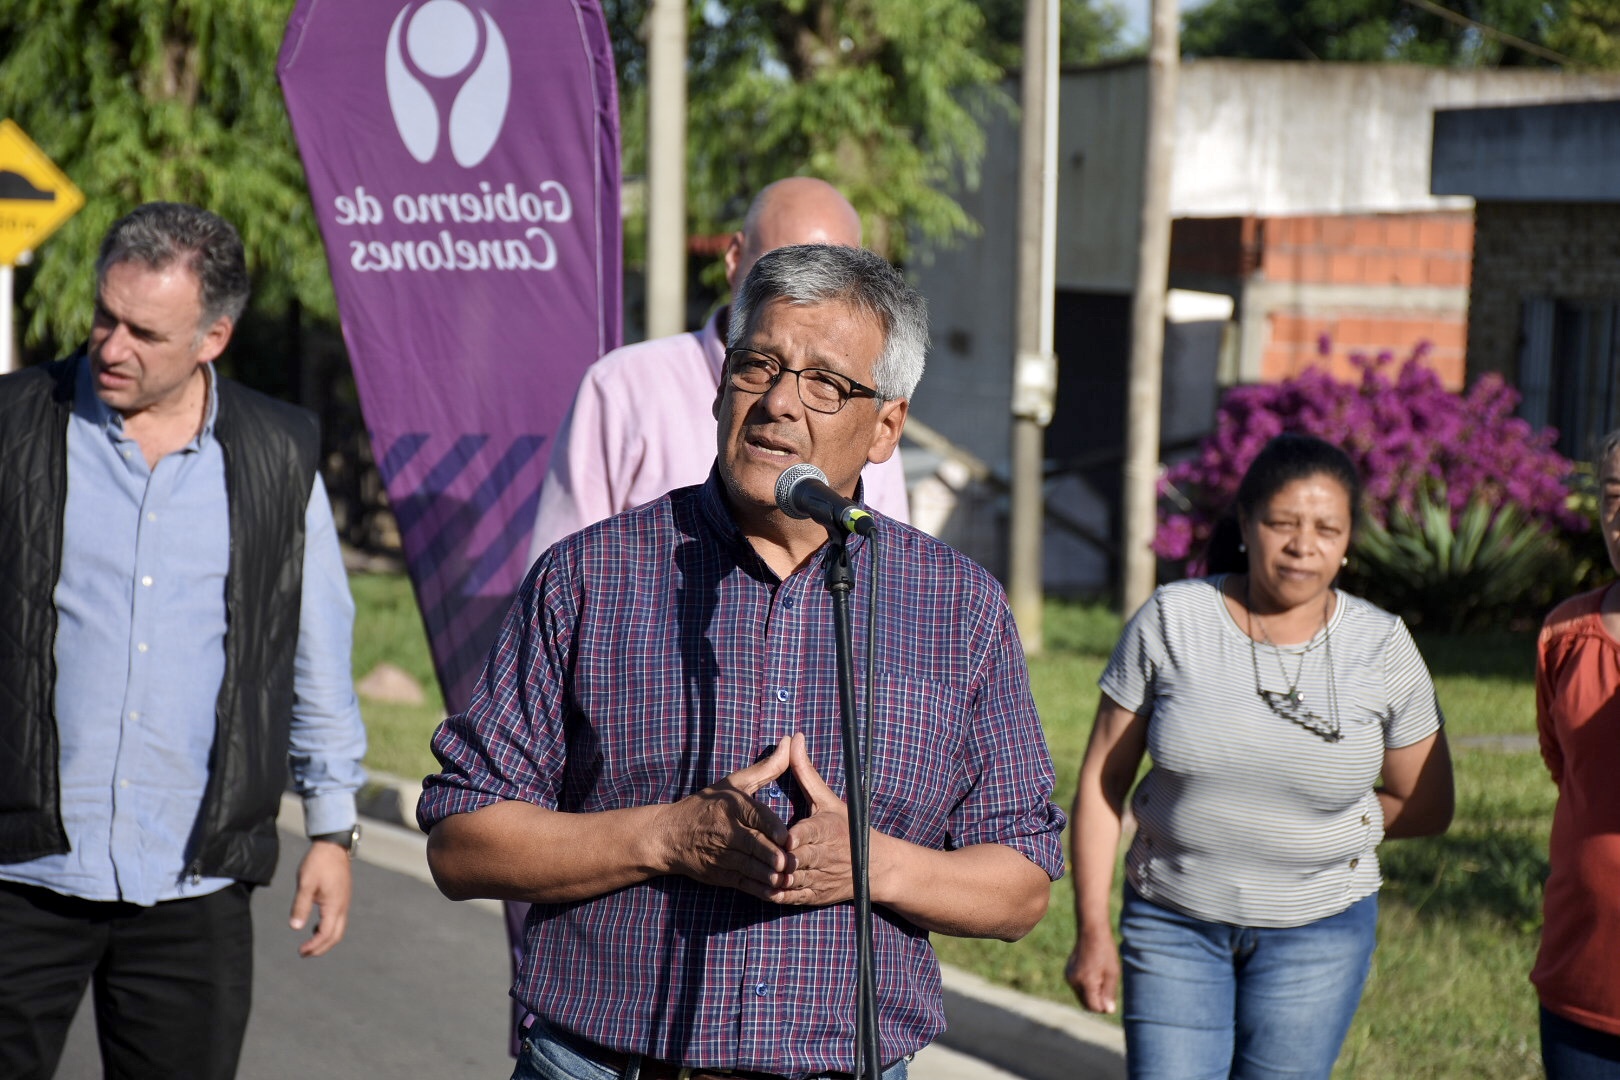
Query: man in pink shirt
528 177 909 561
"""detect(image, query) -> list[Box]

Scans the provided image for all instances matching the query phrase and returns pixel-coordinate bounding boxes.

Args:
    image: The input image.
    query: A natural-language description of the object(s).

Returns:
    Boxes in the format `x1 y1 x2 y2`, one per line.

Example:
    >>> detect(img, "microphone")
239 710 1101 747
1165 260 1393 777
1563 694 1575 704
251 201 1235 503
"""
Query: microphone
775 463 875 536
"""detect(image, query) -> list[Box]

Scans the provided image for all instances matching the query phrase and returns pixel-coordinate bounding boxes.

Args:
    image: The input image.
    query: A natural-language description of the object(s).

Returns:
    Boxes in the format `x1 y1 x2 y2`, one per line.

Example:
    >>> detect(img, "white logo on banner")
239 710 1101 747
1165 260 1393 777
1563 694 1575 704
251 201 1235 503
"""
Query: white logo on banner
385 0 511 168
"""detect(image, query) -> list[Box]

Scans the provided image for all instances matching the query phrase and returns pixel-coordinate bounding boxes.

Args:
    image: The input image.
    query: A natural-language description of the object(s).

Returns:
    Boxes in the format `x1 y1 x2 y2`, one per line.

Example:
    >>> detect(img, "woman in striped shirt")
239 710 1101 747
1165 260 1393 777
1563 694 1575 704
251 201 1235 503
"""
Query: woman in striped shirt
1065 434 1454 1080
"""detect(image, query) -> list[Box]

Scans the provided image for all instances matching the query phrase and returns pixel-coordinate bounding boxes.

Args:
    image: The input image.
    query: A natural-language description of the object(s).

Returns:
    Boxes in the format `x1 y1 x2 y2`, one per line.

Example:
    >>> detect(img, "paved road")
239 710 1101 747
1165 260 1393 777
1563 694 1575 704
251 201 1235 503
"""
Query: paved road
53 811 1118 1078
58 823 512 1077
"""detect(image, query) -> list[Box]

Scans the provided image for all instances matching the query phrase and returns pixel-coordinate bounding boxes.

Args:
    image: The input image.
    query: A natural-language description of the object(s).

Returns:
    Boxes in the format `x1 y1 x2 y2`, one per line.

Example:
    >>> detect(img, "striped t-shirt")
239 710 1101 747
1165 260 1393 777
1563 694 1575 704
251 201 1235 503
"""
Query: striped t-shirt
1100 576 1443 928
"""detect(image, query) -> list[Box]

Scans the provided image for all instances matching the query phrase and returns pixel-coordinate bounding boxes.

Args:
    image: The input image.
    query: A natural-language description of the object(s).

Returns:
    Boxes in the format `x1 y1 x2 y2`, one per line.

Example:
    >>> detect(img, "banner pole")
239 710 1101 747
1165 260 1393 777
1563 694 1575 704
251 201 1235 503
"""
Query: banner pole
1 263 14 375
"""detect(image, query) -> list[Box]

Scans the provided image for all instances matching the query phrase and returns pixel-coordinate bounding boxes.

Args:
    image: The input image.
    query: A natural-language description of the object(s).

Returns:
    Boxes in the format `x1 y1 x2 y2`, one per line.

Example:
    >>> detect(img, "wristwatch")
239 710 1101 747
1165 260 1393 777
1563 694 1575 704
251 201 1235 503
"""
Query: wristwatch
312 823 361 860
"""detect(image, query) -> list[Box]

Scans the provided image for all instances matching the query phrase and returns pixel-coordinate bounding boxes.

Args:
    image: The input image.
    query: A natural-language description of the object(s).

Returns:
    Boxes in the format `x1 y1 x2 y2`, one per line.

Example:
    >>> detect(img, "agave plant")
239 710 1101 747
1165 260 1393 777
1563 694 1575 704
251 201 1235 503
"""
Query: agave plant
1346 486 1565 632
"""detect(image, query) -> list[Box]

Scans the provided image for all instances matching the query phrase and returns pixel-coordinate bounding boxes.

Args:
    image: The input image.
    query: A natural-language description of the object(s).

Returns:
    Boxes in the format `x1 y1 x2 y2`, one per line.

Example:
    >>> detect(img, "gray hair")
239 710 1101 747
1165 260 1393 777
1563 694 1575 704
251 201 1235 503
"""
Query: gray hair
96 202 251 331
729 244 927 401
1599 428 1620 475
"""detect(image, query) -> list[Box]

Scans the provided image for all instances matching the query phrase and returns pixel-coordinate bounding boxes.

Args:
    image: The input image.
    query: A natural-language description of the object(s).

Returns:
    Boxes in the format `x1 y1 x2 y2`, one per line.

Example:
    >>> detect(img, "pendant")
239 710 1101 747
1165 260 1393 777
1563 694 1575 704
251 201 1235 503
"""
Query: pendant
1286 689 1305 707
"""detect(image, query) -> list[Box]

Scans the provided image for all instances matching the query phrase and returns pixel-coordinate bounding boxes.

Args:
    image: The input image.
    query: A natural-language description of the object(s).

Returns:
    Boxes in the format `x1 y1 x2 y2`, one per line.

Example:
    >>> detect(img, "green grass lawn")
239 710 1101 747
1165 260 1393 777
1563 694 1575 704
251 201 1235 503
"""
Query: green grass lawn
351 573 1556 1078
349 572 448 781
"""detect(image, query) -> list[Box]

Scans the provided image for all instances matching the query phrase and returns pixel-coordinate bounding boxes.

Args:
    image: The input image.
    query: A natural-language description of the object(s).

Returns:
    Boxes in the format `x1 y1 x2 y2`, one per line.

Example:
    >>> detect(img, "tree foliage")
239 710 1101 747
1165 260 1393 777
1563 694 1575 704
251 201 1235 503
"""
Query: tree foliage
1181 0 1572 66
1154 347 1587 628
978 0 1131 71
1 0 1129 352
0 0 334 356
1545 0 1620 67
606 0 1123 265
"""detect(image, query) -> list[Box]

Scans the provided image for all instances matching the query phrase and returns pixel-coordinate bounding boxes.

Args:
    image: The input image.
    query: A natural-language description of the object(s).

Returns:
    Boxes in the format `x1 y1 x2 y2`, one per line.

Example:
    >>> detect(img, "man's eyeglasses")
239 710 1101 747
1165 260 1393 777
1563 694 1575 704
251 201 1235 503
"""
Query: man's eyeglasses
724 347 879 415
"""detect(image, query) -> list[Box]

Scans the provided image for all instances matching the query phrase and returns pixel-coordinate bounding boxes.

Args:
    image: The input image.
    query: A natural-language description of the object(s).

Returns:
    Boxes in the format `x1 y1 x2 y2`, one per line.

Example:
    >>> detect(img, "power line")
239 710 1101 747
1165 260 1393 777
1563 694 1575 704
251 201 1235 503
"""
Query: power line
1399 0 1576 67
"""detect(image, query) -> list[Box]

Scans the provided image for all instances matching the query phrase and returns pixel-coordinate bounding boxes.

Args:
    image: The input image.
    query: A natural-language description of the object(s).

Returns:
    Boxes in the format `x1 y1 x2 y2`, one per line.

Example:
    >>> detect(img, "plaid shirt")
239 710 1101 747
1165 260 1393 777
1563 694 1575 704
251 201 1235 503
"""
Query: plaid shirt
419 473 1065 1077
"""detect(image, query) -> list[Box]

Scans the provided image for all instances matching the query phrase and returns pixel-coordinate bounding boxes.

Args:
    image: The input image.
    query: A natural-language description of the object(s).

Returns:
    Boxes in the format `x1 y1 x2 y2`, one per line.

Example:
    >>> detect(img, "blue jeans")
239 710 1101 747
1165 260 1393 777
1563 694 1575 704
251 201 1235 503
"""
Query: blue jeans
1542 1005 1620 1079
1119 885 1378 1080
513 1016 910 1080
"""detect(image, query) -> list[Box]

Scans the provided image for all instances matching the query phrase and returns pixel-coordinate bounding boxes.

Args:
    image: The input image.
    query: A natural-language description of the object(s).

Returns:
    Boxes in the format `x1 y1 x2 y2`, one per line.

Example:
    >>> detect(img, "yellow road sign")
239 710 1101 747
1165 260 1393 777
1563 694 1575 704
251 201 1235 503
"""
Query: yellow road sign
0 119 84 265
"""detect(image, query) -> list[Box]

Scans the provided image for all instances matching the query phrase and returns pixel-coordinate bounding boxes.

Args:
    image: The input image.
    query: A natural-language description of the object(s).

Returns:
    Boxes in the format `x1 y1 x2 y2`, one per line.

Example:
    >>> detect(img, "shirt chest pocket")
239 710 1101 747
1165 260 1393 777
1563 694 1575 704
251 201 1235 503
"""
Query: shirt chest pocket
864 673 973 848
1335 683 1393 738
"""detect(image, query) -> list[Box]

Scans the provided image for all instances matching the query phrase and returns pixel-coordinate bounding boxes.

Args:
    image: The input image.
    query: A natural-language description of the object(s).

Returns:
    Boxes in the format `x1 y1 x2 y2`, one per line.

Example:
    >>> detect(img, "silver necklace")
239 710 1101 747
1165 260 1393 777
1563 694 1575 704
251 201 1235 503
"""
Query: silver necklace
1244 577 1342 742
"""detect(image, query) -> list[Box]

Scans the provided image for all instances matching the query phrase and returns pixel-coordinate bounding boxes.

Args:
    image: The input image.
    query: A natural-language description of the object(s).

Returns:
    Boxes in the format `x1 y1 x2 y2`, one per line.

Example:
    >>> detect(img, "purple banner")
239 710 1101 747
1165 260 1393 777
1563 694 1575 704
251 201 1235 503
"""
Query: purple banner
279 0 620 712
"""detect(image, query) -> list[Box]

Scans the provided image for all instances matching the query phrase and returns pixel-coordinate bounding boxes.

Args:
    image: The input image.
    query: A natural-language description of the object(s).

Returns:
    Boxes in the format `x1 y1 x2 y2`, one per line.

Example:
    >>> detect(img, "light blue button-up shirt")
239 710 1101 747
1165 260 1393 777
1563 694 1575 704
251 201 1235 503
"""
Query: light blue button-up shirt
0 357 367 905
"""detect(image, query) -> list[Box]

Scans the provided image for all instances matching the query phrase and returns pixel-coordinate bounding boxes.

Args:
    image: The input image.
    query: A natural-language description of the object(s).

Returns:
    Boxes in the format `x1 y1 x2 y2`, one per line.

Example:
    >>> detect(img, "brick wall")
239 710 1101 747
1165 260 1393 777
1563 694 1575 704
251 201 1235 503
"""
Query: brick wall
1251 212 1472 389
1257 213 1472 288
1469 201 1620 379
1262 311 1468 387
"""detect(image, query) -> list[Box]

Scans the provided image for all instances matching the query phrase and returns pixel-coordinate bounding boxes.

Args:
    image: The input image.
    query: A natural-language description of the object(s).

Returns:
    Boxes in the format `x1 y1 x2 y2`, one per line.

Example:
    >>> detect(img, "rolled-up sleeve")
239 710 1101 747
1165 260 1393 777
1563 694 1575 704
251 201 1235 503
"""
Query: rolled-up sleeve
418 550 577 831
290 474 368 836
947 602 1068 880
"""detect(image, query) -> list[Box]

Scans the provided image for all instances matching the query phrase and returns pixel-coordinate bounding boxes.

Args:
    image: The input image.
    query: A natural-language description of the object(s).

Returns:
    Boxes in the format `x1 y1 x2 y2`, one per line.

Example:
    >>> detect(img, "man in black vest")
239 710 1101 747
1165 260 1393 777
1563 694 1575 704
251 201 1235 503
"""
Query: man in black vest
0 203 368 1079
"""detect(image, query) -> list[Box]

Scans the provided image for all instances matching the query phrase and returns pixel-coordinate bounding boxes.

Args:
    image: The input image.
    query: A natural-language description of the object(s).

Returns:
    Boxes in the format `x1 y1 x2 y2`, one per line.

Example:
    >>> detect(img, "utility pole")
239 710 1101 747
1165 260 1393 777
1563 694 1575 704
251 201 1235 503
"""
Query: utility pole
644 0 688 339
1007 0 1060 655
1120 0 1179 617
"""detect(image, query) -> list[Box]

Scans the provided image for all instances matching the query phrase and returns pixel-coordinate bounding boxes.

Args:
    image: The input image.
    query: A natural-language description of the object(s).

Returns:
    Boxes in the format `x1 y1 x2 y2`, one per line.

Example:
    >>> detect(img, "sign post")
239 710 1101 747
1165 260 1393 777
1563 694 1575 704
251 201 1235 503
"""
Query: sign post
0 119 85 373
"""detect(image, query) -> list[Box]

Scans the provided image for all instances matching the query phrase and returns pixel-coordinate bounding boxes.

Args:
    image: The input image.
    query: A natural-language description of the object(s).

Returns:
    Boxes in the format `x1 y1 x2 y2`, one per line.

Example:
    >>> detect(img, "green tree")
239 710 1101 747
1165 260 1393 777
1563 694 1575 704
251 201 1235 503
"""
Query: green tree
1545 0 1620 67
607 0 1122 267
2 0 1131 352
978 0 1131 70
1182 0 1568 65
0 0 333 357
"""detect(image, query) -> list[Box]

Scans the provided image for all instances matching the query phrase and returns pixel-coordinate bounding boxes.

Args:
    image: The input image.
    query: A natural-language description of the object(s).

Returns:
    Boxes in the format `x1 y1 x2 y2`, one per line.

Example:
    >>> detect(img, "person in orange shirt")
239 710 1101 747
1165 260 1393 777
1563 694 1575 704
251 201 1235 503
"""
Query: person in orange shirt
1534 427 1620 1078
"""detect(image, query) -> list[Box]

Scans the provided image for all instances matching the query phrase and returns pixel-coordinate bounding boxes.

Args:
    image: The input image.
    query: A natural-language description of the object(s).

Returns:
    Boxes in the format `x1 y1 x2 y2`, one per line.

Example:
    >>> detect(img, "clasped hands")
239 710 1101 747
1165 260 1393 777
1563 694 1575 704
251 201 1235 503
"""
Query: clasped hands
657 733 859 906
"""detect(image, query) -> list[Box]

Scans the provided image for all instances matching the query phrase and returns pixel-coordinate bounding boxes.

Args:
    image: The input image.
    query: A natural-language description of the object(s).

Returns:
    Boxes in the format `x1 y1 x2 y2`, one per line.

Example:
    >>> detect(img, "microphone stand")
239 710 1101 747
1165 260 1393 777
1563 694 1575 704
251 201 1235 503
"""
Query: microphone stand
822 534 882 1079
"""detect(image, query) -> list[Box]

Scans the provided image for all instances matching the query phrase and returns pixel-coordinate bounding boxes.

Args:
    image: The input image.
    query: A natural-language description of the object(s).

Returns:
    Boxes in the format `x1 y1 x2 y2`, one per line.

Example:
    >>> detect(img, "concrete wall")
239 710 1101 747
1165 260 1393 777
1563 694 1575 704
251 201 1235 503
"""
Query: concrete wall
907 84 1022 474
906 61 1620 592
1054 64 1149 294
1173 62 1620 218
1240 211 1473 387
912 61 1620 471
1058 61 1620 294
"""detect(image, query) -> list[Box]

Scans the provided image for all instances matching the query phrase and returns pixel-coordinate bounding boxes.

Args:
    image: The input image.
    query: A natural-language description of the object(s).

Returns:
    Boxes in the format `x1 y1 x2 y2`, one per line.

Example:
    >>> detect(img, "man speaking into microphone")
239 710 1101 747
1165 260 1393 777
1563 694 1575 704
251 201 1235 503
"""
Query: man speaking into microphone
418 244 1065 1080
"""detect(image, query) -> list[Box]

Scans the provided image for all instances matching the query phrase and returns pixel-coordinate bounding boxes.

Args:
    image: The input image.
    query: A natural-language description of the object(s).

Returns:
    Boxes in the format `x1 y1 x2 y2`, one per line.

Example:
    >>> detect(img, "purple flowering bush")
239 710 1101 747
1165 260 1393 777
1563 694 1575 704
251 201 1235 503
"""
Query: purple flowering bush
1156 347 1587 628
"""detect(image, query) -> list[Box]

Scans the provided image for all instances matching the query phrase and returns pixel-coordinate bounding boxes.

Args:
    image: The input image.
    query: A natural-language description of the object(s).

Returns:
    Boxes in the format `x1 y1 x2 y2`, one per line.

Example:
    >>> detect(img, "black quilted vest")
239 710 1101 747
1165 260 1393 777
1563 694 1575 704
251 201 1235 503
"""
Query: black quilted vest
0 356 320 886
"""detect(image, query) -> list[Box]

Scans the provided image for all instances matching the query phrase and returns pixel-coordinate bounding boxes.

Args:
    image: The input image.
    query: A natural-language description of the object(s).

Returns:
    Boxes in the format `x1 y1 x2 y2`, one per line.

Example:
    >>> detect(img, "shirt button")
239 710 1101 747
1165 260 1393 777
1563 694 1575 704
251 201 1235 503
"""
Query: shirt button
754 982 769 997
783 597 795 610
146 512 157 522
121 449 132 459
137 642 148 653
1361 814 1370 825
766 783 782 798
775 688 789 703
1350 858 1360 869
119 779 129 789
141 576 153 587
129 711 139 721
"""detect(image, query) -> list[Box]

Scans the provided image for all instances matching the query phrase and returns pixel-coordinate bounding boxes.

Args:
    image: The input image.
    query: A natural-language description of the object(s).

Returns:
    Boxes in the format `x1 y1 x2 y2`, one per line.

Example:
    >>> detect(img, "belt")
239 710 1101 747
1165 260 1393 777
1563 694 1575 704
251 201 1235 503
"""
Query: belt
559 1027 865 1080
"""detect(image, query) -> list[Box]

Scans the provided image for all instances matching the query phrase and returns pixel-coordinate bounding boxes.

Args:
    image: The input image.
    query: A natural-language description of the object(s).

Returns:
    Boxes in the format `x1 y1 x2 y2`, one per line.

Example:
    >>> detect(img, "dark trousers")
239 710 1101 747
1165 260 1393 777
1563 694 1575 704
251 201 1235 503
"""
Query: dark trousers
1543 1005 1620 1079
0 878 254 1080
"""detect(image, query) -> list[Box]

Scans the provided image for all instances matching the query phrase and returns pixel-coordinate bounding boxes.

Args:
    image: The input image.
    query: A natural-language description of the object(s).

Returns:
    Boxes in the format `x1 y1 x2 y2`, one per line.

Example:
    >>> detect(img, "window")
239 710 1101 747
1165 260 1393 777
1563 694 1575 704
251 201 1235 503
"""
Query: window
1518 298 1620 460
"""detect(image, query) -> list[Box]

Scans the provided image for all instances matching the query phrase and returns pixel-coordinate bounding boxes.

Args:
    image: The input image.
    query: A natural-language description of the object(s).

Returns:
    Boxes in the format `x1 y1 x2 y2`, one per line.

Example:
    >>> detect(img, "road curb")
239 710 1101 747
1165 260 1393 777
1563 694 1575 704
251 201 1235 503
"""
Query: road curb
352 769 1125 1080
356 768 423 831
